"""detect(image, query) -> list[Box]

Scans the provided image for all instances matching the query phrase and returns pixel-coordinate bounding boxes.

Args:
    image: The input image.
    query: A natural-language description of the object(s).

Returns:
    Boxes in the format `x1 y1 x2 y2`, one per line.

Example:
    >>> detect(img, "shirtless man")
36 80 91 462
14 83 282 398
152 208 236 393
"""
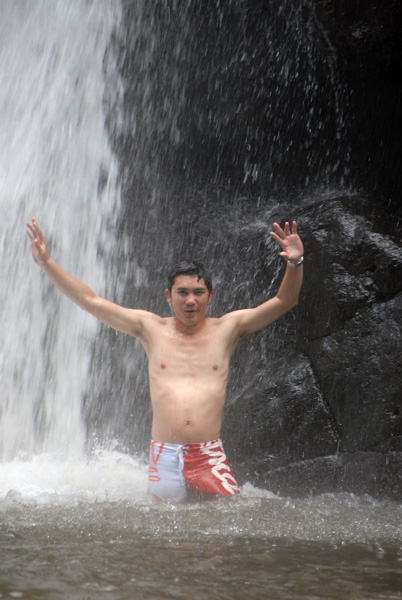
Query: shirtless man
27 217 304 501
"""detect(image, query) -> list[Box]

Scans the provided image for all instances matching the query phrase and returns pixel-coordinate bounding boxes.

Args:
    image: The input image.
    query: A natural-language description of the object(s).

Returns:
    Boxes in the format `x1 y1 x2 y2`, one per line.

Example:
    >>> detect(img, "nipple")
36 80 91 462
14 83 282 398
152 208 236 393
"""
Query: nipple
213 364 218 370
160 363 166 369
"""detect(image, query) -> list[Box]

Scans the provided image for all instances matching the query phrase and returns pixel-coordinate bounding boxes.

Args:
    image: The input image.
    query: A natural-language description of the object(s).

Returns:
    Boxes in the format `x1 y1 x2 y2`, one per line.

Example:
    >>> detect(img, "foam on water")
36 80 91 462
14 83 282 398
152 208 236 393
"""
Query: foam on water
1 454 401 548
0 451 148 505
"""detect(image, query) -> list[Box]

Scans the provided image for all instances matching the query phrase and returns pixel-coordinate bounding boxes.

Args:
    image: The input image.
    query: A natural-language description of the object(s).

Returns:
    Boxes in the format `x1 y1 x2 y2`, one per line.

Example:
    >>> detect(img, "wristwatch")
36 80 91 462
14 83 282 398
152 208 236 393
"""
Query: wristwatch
287 256 304 267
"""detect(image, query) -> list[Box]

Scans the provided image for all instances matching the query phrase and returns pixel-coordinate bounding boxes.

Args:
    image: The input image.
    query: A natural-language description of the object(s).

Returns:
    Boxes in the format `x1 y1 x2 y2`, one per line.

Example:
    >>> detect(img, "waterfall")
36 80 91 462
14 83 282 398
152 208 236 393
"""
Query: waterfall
0 0 122 461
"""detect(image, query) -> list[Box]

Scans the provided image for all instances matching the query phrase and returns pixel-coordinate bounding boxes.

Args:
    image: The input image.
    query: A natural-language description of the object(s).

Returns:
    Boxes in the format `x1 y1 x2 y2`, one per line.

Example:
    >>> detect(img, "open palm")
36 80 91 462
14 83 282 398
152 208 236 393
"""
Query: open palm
26 218 48 266
270 221 304 262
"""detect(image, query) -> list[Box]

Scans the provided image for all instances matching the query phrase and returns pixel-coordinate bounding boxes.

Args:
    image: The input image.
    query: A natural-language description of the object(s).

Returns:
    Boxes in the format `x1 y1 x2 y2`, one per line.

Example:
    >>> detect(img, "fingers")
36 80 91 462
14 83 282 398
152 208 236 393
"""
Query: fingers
26 223 35 241
271 220 297 238
270 220 299 254
26 218 42 240
269 231 282 245
271 222 285 239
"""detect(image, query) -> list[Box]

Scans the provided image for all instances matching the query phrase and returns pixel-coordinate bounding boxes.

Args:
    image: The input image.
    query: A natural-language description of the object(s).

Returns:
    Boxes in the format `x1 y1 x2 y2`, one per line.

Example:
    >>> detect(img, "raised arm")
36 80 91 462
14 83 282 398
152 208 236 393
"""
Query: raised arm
228 220 304 338
26 218 150 339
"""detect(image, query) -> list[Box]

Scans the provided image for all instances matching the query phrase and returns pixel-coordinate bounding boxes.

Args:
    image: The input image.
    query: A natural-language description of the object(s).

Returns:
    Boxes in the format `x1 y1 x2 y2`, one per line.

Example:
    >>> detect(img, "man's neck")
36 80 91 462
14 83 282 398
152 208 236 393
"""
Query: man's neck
172 316 209 336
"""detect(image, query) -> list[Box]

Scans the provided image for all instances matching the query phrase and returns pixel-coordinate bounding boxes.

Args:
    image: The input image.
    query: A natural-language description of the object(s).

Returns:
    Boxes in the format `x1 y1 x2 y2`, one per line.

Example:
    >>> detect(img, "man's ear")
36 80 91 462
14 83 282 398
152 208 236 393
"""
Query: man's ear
208 290 214 304
165 288 172 304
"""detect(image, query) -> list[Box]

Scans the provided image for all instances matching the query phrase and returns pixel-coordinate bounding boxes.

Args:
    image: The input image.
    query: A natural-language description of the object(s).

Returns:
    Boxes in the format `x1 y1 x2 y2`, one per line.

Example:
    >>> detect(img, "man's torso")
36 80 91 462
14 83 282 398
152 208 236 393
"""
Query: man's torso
141 315 239 444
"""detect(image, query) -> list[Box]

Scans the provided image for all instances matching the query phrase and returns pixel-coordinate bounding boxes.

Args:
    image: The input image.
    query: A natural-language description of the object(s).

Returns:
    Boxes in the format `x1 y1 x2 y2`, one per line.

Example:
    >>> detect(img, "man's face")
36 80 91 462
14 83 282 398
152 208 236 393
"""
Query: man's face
165 274 213 325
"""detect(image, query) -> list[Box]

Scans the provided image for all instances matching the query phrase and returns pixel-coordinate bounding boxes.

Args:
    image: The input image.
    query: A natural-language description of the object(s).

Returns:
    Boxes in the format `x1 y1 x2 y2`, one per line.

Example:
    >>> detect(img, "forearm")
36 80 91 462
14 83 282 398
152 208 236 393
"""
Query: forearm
233 259 303 337
275 261 303 309
270 220 304 302
38 256 149 337
232 220 304 337
27 218 146 335
40 257 97 312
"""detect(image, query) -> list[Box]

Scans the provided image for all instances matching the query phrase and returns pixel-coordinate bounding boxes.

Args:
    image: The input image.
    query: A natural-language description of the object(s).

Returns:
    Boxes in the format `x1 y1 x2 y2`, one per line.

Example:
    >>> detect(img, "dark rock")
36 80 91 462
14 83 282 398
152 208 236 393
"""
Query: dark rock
298 196 402 339
257 451 402 500
321 0 402 58
308 293 402 453
222 194 402 499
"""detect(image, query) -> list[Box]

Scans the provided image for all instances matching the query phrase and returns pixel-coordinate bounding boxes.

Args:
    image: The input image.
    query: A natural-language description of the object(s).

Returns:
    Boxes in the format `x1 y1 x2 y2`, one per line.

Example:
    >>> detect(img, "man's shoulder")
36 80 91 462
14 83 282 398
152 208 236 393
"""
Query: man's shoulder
214 310 242 324
209 309 252 341
132 311 172 348
206 312 242 334
139 310 171 328
202 313 245 350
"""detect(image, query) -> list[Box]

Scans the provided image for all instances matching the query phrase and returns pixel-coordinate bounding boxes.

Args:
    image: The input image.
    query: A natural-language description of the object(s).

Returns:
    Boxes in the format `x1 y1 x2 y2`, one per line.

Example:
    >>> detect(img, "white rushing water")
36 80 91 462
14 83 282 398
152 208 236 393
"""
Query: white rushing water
0 0 122 469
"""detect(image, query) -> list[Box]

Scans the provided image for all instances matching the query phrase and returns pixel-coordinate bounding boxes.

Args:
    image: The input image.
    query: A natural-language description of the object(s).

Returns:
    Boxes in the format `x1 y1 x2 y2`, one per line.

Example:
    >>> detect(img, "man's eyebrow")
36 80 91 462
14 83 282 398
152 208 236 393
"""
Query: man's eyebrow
175 285 206 291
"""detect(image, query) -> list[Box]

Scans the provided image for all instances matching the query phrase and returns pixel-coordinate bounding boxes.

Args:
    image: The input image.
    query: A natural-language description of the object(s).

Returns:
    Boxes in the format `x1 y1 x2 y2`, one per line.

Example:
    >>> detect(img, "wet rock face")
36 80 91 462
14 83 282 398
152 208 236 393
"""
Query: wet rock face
308 295 402 454
317 0 402 56
223 196 402 498
301 198 402 455
314 0 402 211
300 198 402 339
116 1 402 213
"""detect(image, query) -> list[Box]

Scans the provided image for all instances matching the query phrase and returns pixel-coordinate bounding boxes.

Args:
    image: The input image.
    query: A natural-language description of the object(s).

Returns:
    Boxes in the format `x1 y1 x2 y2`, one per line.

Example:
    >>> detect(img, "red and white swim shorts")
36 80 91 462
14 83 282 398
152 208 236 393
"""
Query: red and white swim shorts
148 437 240 502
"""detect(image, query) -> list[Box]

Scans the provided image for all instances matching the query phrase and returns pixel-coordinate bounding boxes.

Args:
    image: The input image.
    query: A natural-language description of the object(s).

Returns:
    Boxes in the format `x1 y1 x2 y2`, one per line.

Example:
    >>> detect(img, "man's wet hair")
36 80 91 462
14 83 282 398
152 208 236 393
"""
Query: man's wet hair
167 261 213 294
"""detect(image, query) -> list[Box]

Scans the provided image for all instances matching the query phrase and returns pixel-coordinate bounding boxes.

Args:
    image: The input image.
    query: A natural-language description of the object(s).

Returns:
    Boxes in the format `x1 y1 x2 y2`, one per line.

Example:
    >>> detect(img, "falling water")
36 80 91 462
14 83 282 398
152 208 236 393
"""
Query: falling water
0 0 122 461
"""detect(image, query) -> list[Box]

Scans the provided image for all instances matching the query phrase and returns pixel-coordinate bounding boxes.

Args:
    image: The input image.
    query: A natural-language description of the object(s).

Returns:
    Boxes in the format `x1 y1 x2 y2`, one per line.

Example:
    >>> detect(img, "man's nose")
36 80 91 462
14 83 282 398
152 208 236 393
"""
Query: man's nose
186 295 196 304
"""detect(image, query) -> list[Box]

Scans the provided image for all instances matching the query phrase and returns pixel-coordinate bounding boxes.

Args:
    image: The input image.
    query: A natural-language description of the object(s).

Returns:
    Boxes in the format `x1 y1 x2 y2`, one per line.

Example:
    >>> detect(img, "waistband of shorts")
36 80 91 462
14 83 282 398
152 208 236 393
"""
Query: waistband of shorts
151 437 222 452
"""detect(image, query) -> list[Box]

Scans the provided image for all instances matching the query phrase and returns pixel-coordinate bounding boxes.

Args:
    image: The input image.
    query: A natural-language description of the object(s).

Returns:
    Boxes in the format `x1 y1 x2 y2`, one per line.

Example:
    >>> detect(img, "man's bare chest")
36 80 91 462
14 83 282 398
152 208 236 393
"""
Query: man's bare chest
147 324 232 375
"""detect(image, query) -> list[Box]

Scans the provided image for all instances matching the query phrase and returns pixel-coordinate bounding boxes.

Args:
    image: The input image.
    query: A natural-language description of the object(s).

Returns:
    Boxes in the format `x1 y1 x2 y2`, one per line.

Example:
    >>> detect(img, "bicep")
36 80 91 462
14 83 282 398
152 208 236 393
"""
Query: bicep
89 297 150 338
227 297 285 338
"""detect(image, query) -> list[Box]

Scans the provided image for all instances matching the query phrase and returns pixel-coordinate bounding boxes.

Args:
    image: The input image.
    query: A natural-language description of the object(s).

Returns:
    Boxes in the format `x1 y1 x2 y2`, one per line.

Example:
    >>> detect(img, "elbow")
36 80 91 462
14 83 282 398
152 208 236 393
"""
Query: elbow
279 293 299 315
289 290 301 310
79 293 99 317
284 299 298 315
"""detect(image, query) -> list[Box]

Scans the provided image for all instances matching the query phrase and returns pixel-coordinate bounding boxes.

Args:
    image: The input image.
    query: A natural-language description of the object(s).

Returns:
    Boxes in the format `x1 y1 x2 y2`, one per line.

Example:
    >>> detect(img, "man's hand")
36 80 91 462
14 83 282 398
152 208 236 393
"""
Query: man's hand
270 220 304 263
26 218 48 266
